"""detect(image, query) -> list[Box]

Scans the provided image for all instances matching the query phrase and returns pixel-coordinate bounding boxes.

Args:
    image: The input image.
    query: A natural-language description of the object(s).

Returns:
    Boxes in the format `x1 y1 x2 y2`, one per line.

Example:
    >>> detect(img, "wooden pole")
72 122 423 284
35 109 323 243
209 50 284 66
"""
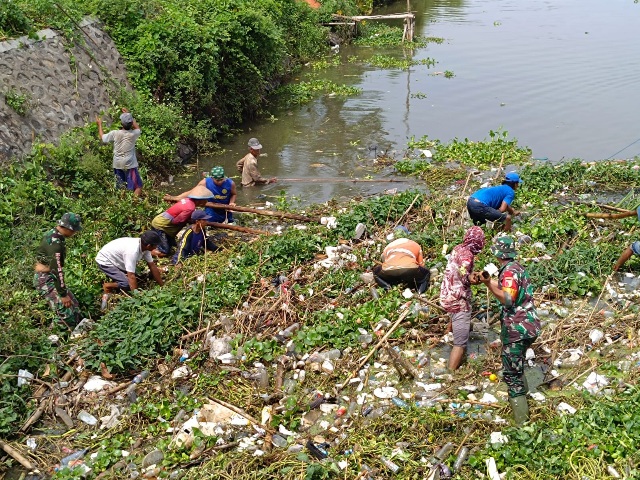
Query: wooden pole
204 221 269 235
0 439 35 471
163 195 319 223
278 177 408 184
584 211 636 219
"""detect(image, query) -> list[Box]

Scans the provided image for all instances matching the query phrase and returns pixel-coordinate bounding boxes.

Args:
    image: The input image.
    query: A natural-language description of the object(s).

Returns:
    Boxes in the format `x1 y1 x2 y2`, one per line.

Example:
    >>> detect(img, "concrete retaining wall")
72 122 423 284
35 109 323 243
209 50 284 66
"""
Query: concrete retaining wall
0 19 129 162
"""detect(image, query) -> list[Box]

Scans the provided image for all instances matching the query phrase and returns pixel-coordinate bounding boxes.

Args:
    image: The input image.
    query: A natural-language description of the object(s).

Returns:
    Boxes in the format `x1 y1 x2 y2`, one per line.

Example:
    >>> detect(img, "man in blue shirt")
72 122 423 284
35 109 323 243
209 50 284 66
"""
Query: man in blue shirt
172 210 218 265
177 166 237 224
466 172 522 232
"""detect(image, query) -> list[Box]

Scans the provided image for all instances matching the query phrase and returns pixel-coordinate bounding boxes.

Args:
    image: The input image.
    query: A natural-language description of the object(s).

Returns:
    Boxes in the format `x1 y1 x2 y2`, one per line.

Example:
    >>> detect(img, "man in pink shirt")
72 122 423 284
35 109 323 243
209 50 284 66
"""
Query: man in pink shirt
150 185 213 256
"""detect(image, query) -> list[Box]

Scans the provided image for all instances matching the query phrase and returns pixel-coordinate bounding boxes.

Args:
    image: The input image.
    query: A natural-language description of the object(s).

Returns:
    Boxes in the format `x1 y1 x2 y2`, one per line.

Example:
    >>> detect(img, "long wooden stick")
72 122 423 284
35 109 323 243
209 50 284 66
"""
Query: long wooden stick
339 308 411 390
0 439 35 471
584 211 636 219
279 177 408 184
164 195 319 223
204 221 269 235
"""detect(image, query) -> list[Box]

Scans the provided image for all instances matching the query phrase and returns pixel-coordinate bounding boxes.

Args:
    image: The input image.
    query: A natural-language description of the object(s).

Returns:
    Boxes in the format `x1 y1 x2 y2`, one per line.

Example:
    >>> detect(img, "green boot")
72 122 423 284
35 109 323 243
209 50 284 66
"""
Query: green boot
509 396 529 426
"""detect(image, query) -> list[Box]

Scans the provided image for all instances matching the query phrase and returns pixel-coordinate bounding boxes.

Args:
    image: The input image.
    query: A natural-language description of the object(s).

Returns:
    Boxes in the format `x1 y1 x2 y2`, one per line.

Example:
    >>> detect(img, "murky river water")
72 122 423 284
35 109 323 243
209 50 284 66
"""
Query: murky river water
172 0 640 205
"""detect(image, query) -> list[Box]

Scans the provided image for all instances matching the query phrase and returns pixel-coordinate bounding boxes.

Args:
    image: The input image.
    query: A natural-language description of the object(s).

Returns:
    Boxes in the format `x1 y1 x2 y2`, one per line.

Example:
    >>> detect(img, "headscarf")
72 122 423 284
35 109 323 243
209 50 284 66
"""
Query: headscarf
462 226 485 255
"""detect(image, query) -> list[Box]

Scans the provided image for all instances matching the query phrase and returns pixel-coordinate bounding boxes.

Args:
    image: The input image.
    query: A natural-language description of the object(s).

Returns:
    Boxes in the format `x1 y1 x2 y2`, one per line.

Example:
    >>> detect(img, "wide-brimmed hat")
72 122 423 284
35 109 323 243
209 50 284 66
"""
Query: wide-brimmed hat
210 166 225 179
191 210 212 221
58 212 82 231
187 185 214 200
248 137 262 149
491 236 517 259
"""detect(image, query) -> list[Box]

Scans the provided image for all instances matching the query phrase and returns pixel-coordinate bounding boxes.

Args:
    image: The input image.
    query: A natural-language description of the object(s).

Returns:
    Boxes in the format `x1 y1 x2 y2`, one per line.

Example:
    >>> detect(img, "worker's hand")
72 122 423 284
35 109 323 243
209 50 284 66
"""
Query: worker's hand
61 295 72 308
469 272 481 285
269 177 277 184
121 107 129 113
95 116 101 124
480 273 491 285
229 202 236 207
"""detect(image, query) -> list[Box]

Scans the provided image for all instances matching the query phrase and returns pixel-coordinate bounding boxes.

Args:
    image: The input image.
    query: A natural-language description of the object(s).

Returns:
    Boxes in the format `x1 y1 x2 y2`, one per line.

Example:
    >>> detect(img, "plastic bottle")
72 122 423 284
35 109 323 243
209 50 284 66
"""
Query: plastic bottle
280 323 300 338
453 446 469 471
179 351 189 362
77 410 98 426
380 456 400 473
256 365 269 390
391 397 408 409
432 442 455 463
370 286 379 300
60 449 88 467
132 371 150 384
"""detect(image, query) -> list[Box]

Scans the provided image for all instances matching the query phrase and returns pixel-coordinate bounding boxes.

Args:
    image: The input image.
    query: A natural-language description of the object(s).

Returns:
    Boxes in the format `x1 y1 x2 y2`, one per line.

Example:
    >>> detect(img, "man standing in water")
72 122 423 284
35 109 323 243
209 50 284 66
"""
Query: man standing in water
440 226 486 370
236 138 277 187
34 213 83 330
97 108 143 196
479 236 540 426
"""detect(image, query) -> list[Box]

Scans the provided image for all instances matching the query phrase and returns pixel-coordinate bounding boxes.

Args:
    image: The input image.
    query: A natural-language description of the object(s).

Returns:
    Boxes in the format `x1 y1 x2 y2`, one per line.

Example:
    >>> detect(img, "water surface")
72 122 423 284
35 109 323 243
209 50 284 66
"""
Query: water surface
173 0 640 205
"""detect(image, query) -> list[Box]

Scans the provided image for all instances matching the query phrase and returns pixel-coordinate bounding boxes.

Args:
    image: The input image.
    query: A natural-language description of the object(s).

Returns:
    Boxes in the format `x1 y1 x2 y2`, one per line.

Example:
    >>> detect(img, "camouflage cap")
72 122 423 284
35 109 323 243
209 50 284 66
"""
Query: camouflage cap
58 212 82 231
491 236 517 259
210 166 225 179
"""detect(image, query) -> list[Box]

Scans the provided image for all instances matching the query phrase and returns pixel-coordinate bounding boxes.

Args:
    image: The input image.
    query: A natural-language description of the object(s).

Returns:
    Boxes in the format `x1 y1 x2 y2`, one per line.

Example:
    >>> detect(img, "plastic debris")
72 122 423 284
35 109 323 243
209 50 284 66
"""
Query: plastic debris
557 402 577 415
489 432 508 445
373 387 398 399
17 369 33 387
582 371 609 395
486 457 501 480
172 365 191 379
84 375 116 392
77 410 98 426
589 329 604 344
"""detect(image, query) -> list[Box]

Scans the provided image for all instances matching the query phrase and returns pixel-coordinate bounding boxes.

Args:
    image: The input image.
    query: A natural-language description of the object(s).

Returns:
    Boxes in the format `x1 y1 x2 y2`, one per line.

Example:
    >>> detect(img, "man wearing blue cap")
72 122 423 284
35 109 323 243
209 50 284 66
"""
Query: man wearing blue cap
172 210 218 265
466 172 523 232
96 108 143 196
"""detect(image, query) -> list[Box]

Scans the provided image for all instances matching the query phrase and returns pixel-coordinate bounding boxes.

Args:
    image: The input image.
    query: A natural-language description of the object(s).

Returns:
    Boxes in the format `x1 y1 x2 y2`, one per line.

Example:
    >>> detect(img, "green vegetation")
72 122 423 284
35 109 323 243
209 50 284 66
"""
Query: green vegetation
4 88 31 115
353 23 443 48
366 54 436 70
272 78 362 107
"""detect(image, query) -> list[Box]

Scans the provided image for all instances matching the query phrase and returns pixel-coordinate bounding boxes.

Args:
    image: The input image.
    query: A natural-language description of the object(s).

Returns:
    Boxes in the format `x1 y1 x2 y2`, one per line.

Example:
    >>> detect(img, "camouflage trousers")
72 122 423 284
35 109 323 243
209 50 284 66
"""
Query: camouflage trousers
34 272 81 329
501 338 535 398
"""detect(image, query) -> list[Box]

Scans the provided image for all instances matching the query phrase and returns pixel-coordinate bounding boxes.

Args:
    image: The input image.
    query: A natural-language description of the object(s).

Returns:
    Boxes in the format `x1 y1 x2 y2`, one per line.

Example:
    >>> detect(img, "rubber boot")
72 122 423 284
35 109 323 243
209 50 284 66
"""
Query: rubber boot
509 396 529 426
374 275 392 290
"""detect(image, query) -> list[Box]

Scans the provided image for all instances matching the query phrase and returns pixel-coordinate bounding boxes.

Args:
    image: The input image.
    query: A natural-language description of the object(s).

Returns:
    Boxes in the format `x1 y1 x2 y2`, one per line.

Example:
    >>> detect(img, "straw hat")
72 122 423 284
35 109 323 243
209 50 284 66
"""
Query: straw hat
187 185 214 200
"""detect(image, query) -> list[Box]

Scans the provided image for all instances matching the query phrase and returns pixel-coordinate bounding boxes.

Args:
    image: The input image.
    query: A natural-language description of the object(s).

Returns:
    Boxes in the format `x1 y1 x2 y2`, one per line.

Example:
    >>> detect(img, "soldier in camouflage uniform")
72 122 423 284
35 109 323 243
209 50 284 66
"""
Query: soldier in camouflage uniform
34 213 83 330
480 236 541 425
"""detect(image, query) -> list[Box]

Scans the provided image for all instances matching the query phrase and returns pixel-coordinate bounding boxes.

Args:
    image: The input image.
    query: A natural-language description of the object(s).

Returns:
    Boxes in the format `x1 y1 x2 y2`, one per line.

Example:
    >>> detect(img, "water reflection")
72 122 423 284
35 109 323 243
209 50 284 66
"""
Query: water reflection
173 0 640 205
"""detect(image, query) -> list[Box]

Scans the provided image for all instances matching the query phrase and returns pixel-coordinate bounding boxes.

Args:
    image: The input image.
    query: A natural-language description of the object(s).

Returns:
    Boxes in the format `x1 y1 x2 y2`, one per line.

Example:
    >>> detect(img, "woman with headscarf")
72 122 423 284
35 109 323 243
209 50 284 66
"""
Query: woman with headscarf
440 226 486 370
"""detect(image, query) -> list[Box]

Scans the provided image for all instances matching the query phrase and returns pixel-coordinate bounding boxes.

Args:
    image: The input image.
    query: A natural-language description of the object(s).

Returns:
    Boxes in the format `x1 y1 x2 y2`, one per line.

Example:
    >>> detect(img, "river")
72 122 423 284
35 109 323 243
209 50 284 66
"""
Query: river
172 0 640 206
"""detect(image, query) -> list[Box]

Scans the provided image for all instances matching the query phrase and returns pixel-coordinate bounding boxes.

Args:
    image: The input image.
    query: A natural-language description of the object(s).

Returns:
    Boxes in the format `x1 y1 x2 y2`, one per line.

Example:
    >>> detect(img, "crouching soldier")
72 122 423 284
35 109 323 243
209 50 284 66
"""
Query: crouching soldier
34 213 83 330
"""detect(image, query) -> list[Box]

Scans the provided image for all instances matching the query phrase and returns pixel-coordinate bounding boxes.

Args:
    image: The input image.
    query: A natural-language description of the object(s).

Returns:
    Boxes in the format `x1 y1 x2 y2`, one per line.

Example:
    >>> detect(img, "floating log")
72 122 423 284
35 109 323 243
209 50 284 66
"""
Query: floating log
204 221 269 236
163 195 319 223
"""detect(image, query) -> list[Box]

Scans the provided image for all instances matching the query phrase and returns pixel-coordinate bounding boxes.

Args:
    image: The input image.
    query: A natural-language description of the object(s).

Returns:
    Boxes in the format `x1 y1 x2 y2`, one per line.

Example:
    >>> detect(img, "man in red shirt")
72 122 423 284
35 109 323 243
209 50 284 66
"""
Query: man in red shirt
150 185 213 256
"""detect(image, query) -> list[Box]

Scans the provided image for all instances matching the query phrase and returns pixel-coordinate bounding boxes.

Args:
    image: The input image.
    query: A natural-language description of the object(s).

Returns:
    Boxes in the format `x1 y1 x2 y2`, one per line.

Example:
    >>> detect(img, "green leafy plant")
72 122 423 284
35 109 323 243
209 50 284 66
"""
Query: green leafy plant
5 88 31 115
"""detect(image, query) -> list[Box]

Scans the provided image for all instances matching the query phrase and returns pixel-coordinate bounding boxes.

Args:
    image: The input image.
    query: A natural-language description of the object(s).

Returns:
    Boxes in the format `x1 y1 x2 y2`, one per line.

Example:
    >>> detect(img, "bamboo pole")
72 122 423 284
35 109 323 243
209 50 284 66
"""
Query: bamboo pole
279 177 408 184
203 221 269 235
584 211 636 219
163 195 319 223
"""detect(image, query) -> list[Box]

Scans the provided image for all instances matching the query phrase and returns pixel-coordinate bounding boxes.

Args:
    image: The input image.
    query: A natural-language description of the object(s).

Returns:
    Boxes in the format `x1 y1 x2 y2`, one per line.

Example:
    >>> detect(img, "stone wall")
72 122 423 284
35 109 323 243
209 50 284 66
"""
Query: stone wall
0 19 129 162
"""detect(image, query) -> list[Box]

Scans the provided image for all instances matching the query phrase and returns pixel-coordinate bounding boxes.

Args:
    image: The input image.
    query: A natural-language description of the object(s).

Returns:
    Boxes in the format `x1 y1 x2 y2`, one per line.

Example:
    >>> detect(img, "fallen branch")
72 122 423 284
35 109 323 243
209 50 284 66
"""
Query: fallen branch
207 396 275 434
204 221 269 235
164 195 319 223
0 439 36 471
339 308 412 390
584 211 636 219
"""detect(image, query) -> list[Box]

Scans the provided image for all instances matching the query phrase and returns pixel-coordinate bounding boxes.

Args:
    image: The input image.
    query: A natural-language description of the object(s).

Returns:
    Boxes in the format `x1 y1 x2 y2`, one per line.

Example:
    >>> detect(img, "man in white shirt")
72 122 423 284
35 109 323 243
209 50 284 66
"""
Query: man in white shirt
96 108 143 196
96 231 164 308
